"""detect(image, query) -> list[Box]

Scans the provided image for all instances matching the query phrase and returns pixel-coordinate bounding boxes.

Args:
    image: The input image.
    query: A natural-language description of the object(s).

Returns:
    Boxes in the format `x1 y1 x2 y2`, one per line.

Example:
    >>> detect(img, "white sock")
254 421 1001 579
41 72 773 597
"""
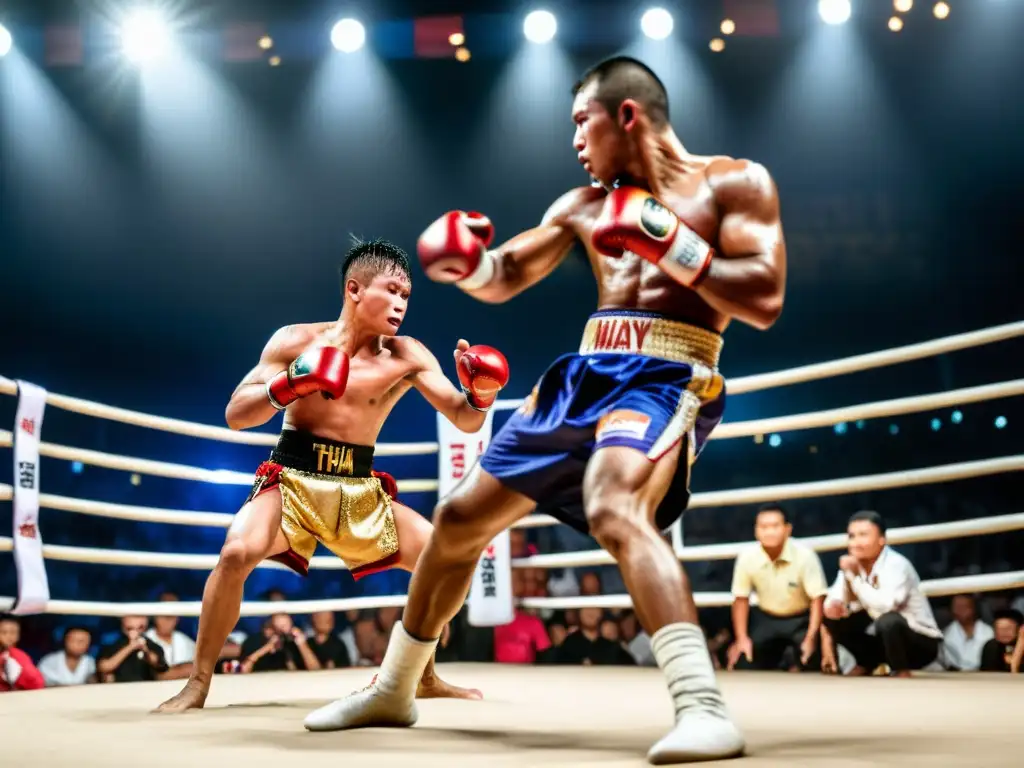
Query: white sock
651 622 728 721
374 621 438 700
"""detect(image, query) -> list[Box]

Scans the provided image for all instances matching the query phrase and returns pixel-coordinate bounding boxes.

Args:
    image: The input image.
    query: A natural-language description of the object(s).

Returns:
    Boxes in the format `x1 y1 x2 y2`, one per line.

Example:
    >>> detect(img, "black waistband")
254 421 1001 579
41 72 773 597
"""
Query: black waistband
270 429 375 477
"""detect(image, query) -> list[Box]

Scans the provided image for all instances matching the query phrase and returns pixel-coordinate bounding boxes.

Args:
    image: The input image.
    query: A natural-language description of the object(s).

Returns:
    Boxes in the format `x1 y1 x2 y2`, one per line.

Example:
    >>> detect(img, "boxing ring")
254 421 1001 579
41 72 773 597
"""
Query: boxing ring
2 320 1023 766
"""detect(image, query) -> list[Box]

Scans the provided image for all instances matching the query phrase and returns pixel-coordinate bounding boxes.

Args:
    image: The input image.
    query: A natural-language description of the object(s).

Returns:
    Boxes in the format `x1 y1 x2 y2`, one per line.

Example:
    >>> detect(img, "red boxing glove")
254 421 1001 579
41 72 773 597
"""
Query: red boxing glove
267 347 350 411
592 186 714 288
417 210 497 290
457 345 510 411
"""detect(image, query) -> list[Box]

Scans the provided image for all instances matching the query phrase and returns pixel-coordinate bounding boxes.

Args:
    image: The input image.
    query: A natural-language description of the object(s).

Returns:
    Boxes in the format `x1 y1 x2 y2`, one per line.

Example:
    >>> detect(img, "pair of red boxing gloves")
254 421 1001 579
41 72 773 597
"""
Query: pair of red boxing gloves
266 335 509 414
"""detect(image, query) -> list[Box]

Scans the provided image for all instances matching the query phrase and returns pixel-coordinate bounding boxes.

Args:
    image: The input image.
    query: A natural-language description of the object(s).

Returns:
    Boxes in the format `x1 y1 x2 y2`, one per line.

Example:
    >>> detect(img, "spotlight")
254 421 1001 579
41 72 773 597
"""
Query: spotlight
889 424 900 436
995 416 1008 430
834 422 848 435
523 10 557 44
455 47 471 62
721 19 736 35
818 0 852 25
130 473 142 486
259 36 273 50
331 18 366 53
933 2 950 20
121 9 172 63
951 410 963 425
641 8 674 40
895 0 913 12
449 32 465 46
889 16 904 31
768 434 782 448
930 417 942 432
709 38 725 52
71 461 84 474
855 419 866 430
0 23 11 58
268 55 281 67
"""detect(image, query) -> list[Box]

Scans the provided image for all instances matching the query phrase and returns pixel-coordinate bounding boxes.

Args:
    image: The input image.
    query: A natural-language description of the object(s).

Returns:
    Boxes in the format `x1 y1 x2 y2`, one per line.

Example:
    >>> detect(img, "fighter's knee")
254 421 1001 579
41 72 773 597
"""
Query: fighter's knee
585 496 645 549
432 500 491 559
219 538 257 573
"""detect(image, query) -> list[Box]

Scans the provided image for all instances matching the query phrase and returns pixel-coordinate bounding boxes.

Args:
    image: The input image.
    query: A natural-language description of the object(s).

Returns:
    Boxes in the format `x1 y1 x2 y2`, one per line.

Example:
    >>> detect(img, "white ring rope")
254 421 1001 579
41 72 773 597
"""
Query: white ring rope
2 570 1021 617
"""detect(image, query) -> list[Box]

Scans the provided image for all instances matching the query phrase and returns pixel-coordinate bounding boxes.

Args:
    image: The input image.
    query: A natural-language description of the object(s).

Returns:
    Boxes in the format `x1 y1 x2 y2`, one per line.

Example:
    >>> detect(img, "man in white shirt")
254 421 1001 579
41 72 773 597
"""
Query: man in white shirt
942 594 993 671
145 593 196 680
38 626 97 687
822 511 941 677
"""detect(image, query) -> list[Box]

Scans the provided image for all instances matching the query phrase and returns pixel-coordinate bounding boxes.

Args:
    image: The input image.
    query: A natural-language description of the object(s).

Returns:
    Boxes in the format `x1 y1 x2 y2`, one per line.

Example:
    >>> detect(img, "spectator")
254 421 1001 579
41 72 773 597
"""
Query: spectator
728 504 828 672
337 610 360 665
557 608 635 666
145 592 196 680
353 614 382 666
307 611 351 669
239 611 321 674
579 571 602 596
619 611 655 666
0 615 44 692
942 594 993 671
494 570 552 664
822 511 942 677
376 607 401 637
98 615 169 683
38 627 97 687
980 609 1023 673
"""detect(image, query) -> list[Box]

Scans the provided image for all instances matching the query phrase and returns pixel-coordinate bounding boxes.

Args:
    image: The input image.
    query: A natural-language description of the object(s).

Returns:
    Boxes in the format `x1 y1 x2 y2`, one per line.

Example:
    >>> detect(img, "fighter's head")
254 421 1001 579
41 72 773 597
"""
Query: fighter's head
571 56 669 186
339 237 412 336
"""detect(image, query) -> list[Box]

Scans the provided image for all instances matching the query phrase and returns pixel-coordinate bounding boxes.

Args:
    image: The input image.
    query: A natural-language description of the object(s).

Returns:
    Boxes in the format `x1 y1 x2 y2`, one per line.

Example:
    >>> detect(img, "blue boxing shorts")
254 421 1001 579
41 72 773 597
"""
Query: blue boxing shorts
479 309 726 534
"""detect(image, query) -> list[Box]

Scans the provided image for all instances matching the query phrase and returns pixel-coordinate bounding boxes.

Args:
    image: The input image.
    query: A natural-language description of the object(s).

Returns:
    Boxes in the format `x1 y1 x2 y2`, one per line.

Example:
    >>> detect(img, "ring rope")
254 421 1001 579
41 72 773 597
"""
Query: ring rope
3 570 1021 617
2 511 1020 572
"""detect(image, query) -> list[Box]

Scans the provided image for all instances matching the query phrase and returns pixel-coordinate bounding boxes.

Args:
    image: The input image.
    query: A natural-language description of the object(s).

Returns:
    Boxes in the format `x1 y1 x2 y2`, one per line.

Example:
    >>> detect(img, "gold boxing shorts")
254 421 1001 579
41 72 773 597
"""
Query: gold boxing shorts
245 429 401 579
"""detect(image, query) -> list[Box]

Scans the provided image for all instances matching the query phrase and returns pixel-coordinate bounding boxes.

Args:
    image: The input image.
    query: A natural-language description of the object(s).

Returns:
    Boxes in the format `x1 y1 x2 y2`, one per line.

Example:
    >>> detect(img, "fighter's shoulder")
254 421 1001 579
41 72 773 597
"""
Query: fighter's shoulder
263 323 325 358
541 185 606 225
703 157 778 214
389 335 439 370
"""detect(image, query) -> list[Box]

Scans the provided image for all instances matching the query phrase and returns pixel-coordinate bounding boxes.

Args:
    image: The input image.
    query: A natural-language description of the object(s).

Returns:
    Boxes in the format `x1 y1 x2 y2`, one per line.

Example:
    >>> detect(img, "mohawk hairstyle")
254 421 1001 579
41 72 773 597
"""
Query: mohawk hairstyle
338 236 412 292
572 56 670 127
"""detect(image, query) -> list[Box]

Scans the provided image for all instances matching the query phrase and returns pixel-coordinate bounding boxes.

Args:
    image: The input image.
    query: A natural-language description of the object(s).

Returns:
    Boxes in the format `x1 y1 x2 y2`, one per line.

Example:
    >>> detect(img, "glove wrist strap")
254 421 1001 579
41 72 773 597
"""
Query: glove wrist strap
456 249 497 291
463 388 492 412
658 227 714 288
266 379 289 412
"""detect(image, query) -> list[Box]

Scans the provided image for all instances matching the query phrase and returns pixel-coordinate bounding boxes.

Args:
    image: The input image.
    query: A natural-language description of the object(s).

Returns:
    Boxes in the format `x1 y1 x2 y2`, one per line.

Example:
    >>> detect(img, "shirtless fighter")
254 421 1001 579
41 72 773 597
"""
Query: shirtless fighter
156 238 509 712
303 57 786 763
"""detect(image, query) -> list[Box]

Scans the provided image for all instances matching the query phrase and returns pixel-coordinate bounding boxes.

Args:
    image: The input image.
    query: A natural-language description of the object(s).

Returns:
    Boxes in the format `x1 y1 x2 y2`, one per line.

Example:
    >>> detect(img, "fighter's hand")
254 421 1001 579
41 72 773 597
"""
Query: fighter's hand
266 346 350 411
457 344 510 411
418 211 496 288
592 186 714 288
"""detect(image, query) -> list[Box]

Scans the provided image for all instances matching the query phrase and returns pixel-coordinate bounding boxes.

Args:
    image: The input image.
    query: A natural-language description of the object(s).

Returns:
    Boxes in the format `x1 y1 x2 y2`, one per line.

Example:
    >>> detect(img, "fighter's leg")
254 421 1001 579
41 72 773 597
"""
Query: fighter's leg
154 490 289 712
582 444 744 763
391 500 482 701
304 464 534 731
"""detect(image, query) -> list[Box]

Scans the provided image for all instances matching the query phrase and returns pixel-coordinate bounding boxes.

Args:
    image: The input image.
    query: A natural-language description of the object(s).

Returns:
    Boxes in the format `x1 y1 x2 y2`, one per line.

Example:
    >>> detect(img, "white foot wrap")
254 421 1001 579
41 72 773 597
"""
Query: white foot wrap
303 622 437 732
646 623 745 763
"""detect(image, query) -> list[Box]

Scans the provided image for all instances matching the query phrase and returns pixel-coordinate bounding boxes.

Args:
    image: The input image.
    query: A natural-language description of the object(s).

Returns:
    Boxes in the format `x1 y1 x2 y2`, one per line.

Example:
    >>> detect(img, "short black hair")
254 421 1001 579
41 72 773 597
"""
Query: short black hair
338 237 411 291
573 56 670 127
0 613 16 625
63 625 91 640
994 609 1024 626
848 510 886 535
756 503 788 523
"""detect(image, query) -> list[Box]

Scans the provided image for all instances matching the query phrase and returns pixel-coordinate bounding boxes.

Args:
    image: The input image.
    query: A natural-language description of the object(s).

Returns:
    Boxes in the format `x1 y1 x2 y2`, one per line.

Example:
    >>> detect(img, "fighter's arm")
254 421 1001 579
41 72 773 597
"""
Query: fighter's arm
698 160 786 330
404 339 489 434
224 325 314 430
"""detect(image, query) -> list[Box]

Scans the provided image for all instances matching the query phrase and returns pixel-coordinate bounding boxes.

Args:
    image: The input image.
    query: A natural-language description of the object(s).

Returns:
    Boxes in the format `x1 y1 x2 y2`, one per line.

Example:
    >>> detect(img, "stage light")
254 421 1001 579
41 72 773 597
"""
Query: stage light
130 473 142 486
259 36 273 50
855 419 866 430
889 424 900 436
0 24 11 58
449 32 465 46
818 0 853 25
71 461 84 474
930 418 942 432
709 38 726 52
455 47 471 62
721 19 736 35
269 55 281 67
121 9 172 63
995 416 1008 429
895 0 913 12
951 410 963 425
331 18 366 53
889 16 904 31
933 2 950 19
768 434 782 448
523 10 557 44
834 422 848 435
641 8 674 40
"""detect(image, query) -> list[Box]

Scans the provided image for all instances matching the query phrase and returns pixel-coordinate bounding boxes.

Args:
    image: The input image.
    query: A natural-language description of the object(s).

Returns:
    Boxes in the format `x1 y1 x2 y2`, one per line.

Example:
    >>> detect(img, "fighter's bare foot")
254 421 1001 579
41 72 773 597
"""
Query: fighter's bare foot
153 679 209 713
416 672 483 701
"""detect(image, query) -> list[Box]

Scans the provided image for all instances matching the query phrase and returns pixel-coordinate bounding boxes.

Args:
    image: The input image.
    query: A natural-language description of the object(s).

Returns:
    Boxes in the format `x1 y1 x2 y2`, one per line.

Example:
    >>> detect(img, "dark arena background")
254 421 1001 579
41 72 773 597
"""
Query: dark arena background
0 1 1022 765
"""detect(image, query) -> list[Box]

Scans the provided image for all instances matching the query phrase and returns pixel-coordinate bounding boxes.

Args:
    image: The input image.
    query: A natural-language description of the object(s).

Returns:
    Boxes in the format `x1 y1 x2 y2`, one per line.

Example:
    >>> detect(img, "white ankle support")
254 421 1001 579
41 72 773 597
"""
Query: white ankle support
651 622 728 721
375 622 438 700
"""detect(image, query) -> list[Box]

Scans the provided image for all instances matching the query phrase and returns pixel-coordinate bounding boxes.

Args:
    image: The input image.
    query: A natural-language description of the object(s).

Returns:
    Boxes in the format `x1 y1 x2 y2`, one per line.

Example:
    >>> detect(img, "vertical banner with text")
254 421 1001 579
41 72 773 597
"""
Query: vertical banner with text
436 410 513 627
11 382 50 615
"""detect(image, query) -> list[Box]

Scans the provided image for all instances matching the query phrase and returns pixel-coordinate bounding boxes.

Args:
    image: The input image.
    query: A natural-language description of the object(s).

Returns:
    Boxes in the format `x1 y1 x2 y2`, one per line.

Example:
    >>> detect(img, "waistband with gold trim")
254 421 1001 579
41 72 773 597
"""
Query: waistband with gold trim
270 429 374 477
578 310 723 369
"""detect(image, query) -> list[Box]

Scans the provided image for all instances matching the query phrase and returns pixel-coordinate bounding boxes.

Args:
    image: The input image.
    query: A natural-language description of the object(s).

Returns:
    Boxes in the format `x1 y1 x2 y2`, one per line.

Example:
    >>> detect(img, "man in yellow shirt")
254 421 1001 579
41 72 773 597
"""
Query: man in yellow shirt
728 504 828 671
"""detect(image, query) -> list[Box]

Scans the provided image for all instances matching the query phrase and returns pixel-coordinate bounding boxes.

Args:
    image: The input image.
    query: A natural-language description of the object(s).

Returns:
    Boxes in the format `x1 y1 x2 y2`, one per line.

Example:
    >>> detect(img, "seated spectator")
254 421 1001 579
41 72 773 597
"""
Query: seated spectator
980 609 1023 673
98 615 169 683
727 504 827 672
619 611 655 666
376 607 401 637
240 611 321 673
0 615 44 692
579 571 602 597
495 570 552 664
822 511 942 678
338 610 360 665
145 592 196 680
942 594 993 671
307 611 351 669
38 627 96 687
557 608 635 666
353 614 382 666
